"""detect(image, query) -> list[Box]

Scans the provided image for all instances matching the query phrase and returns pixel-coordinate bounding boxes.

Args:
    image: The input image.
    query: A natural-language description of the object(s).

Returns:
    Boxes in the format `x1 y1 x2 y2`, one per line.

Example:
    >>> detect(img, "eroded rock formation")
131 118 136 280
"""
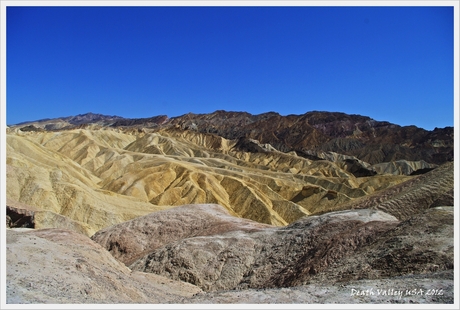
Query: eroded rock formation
5 110 455 304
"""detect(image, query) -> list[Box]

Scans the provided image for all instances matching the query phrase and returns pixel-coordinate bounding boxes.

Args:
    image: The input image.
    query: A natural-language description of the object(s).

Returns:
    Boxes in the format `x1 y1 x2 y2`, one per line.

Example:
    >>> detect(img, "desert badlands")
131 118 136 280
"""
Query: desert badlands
4 111 455 305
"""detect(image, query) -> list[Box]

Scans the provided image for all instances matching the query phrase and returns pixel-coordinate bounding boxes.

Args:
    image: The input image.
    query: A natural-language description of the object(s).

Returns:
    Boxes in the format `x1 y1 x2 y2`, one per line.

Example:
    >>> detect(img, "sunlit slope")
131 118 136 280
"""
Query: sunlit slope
7 127 413 233
6 132 173 236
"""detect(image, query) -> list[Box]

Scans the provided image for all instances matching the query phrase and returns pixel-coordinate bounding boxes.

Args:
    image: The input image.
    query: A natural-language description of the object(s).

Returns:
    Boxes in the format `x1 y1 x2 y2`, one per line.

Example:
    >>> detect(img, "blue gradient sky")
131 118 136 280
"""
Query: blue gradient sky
6 5 454 130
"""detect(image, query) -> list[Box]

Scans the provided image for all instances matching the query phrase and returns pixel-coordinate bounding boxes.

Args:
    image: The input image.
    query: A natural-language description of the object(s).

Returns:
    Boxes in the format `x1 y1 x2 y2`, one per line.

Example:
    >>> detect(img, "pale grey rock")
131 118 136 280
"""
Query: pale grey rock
91 204 272 266
6 228 201 304
127 208 400 291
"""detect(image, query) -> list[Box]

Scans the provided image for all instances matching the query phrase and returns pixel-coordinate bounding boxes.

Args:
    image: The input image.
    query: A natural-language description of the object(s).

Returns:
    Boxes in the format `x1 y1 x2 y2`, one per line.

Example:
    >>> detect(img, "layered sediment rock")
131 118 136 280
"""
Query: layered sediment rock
7 123 424 234
318 161 454 220
11 110 453 165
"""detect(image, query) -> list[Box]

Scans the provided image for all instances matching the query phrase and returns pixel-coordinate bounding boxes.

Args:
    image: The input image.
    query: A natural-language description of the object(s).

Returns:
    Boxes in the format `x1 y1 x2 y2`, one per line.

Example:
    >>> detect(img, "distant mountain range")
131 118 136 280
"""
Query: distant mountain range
13 112 125 126
10 110 453 165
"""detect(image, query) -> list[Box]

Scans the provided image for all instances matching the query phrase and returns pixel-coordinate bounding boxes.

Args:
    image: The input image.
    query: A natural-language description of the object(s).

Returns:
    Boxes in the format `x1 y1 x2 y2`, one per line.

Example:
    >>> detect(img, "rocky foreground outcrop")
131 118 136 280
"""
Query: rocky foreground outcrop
91 204 272 266
6 204 454 304
307 206 454 284
126 207 400 291
6 228 201 303
91 204 453 295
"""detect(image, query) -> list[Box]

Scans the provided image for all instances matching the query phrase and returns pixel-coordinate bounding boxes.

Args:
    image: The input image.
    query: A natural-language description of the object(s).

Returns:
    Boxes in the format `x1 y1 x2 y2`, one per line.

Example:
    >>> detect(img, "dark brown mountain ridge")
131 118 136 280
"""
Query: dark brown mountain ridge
12 110 453 165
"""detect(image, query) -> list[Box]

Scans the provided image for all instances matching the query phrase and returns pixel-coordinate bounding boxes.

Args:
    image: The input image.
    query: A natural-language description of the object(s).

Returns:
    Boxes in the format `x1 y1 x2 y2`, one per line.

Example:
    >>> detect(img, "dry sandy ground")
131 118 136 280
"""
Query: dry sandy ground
5 228 201 304
180 272 454 304
5 227 455 306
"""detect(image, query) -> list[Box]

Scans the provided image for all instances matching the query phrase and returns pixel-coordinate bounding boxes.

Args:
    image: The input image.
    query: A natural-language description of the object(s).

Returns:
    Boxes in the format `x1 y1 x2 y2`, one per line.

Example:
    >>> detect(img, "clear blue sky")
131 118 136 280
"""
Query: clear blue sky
6 5 454 129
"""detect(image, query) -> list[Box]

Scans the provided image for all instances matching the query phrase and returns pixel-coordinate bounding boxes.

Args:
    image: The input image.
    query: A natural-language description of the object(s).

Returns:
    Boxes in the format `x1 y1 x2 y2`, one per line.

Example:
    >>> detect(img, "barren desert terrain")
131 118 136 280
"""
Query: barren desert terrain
5 111 455 305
